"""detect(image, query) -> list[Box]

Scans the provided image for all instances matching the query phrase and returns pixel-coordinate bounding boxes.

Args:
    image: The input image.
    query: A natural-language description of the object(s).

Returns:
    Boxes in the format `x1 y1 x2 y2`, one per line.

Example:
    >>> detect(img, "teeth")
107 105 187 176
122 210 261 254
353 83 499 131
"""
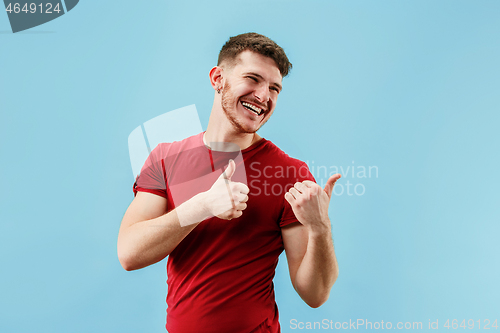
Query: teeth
242 102 262 115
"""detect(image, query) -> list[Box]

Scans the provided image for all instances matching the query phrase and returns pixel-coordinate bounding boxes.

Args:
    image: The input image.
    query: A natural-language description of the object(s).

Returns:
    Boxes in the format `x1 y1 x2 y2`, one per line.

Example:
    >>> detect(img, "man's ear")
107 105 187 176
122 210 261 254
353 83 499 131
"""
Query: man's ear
209 66 224 92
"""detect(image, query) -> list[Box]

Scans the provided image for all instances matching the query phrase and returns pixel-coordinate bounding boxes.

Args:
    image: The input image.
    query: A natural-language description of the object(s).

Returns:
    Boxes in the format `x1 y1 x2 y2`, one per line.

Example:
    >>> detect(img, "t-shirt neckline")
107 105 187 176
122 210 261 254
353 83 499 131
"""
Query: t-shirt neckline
199 131 267 154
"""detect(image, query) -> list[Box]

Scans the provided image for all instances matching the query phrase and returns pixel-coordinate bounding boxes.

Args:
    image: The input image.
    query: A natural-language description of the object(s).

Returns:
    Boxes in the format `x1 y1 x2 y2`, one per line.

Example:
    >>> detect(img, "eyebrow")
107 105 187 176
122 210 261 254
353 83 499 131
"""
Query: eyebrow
243 72 283 91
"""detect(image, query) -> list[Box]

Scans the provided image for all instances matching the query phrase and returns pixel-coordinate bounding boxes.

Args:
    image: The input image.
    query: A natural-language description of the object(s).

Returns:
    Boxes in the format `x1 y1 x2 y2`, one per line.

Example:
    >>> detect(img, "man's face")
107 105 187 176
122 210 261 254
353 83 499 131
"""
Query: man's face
220 50 283 134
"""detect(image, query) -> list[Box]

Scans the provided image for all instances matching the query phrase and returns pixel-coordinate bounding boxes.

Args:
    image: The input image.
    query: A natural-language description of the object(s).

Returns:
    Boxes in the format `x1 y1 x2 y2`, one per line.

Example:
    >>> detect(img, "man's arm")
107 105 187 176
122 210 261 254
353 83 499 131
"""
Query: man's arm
117 160 248 271
117 191 201 271
282 174 341 308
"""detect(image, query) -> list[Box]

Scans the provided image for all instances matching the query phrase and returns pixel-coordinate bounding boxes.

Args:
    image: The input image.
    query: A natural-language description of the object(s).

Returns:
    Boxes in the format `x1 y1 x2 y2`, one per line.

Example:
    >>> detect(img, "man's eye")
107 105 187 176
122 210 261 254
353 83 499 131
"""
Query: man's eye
247 76 258 82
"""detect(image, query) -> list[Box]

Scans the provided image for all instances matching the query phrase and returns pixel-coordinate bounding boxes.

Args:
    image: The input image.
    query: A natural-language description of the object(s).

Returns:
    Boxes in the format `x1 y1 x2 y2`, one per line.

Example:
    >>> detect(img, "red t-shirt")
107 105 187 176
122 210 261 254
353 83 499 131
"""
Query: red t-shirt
133 132 314 333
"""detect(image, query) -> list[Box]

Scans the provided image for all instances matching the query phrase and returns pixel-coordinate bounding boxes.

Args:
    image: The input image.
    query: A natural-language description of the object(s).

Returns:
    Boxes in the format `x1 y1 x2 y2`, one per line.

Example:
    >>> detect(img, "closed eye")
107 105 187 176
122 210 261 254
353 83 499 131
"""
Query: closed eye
247 76 258 82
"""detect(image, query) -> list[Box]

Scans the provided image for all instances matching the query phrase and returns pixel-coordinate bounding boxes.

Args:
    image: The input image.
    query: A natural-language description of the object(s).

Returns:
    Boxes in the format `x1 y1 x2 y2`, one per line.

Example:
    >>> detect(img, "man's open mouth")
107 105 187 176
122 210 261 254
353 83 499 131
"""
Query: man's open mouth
241 101 264 116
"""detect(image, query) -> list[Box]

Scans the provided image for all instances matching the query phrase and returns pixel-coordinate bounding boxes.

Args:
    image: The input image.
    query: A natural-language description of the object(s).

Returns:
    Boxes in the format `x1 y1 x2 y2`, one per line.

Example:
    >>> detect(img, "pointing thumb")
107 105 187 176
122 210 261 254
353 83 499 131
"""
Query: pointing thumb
324 174 341 198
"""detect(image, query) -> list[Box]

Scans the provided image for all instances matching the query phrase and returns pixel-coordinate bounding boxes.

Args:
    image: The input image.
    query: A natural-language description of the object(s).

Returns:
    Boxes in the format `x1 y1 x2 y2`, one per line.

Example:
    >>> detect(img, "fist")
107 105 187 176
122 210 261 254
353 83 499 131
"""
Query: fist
205 159 249 220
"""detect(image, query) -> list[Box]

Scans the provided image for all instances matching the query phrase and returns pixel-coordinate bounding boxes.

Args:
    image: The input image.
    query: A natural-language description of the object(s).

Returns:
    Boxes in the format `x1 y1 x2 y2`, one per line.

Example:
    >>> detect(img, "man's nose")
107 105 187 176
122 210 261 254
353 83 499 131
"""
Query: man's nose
254 84 270 103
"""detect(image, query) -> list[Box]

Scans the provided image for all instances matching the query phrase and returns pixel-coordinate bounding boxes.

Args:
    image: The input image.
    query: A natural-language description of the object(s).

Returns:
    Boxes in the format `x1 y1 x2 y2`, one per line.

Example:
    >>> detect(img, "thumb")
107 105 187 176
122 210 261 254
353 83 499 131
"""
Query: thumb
324 173 341 198
222 159 236 180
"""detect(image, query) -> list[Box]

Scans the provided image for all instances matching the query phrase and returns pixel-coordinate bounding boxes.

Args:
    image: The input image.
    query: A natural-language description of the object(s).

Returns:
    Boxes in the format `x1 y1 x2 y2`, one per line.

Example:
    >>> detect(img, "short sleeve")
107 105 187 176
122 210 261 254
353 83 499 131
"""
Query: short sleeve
279 162 316 227
133 144 168 198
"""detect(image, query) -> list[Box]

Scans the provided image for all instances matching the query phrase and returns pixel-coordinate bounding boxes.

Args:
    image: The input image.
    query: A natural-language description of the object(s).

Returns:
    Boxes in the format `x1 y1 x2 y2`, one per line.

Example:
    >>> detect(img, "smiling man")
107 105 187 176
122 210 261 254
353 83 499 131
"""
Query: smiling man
117 33 341 333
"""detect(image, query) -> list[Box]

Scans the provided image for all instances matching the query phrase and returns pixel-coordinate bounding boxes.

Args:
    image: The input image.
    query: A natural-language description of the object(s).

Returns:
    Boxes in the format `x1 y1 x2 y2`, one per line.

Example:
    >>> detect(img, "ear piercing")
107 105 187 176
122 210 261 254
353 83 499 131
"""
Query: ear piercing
217 87 221 94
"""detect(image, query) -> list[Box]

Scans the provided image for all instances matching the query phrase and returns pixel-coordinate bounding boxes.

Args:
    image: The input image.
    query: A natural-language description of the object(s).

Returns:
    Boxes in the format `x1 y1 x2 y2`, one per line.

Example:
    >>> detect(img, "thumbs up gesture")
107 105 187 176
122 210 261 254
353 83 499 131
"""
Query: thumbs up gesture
284 174 342 230
204 159 250 220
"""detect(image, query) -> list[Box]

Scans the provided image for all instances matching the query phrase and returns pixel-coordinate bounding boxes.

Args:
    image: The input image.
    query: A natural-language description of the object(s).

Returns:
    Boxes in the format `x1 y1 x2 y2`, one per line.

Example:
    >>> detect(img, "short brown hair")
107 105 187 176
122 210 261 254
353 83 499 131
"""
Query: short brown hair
217 32 292 77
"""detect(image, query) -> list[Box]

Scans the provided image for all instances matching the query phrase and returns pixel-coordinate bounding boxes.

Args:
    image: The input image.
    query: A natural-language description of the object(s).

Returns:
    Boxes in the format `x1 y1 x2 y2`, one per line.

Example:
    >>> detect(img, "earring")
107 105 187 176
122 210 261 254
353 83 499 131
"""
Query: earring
217 88 221 94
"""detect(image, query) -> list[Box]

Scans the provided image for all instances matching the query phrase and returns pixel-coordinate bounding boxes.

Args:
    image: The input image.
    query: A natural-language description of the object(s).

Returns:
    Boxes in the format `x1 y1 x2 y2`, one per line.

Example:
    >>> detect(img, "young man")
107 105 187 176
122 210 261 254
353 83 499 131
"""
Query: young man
117 33 341 333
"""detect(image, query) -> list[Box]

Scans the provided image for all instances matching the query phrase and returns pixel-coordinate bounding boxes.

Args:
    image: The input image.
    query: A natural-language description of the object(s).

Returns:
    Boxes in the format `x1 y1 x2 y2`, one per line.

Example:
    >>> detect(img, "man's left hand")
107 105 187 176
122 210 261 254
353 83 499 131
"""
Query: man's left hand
284 174 341 233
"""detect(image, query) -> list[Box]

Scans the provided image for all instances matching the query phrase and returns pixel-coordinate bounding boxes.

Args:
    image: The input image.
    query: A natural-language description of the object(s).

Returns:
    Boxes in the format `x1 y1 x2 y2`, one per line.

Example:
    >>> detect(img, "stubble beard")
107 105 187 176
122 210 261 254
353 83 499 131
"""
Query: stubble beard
221 81 268 134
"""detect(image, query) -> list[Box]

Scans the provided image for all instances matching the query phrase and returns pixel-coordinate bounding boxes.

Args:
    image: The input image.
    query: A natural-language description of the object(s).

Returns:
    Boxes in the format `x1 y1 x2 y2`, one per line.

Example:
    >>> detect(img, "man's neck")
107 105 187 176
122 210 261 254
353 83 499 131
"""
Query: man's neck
203 128 261 151
205 101 263 150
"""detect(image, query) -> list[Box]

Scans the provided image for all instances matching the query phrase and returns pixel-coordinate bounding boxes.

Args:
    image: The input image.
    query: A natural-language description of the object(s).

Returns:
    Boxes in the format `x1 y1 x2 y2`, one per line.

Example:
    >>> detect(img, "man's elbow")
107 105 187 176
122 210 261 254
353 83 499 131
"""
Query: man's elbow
300 273 339 308
305 293 329 308
117 243 169 271
117 243 140 271
119 258 136 271
118 252 136 271
307 270 339 308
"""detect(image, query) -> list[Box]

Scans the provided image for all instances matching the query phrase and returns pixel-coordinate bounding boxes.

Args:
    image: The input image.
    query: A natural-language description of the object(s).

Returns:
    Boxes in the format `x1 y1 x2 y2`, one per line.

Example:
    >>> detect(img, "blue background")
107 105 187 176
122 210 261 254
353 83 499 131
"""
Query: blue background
1 1 499 332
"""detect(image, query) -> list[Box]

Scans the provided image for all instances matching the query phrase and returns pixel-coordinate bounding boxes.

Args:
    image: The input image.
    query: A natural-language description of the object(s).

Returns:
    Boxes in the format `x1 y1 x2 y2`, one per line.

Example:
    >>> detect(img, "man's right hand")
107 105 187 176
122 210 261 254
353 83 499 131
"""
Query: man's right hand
203 159 249 220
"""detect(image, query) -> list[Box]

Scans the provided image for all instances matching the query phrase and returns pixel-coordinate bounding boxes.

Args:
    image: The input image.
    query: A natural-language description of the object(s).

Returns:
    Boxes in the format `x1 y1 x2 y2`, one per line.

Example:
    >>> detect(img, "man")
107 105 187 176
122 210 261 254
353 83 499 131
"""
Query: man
117 32 341 332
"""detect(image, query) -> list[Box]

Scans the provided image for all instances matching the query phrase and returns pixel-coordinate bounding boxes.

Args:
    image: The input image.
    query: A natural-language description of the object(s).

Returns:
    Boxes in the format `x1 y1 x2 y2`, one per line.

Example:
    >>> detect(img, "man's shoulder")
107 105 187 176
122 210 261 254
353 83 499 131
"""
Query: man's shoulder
253 138 315 183
165 131 204 147
151 132 204 157
260 138 308 168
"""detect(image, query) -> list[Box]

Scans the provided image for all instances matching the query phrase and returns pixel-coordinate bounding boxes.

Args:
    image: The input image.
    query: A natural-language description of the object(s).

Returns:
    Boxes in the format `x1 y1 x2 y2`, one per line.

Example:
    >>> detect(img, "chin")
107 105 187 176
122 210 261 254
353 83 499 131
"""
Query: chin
234 123 258 134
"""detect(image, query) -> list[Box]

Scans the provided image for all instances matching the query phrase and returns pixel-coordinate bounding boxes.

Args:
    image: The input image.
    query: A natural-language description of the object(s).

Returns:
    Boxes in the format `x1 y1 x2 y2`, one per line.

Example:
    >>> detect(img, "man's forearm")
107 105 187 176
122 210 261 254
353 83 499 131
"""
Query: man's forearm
117 193 209 271
294 224 339 308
